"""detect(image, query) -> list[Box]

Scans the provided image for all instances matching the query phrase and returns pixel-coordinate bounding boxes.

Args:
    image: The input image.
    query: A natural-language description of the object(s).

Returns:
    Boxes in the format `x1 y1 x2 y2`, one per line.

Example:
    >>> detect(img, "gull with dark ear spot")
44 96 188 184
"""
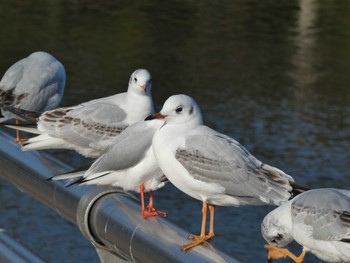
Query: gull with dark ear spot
148 94 308 251
6 69 154 158
262 188 350 263
0 51 66 142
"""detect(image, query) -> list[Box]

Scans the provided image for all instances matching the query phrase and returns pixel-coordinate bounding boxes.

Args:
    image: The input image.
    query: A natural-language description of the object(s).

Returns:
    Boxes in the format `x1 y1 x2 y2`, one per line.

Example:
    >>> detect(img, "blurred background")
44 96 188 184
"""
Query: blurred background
1 0 350 262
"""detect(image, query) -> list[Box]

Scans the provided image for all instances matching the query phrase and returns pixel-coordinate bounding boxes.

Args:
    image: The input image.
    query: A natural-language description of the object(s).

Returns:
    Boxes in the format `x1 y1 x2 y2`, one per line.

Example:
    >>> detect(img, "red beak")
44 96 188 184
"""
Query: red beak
145 112 167 121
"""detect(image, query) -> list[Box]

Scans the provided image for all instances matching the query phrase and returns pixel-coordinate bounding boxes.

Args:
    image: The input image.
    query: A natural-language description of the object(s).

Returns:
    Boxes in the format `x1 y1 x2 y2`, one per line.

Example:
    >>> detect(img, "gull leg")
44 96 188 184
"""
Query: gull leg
181 201 213 252
140 184 166 219
140 183 147 218
206 204 215 240
15 119 22 142
14 119 28 142
264 244 306 263
147 191 167 217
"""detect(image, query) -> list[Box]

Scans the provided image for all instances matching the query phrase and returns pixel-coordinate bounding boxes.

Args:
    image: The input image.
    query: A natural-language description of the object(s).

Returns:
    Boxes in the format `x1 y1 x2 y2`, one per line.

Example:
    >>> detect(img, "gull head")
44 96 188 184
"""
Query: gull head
146 94 203 126
261 204 294 247
128 69 152 94
28 51 57 64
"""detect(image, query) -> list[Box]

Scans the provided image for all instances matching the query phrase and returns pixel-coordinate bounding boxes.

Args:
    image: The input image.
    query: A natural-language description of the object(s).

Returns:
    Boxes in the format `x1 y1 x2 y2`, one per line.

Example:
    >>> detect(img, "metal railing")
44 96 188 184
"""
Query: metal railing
0 129 241 263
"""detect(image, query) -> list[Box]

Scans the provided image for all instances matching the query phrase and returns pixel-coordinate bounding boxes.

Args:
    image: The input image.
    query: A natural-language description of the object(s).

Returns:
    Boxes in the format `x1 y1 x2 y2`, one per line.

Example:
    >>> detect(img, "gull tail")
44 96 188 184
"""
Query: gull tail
290 181 310 197
2 105 41 123
3 123 40 135
48 170 86 188
50 171 112 187
260 164 310 203
48 160 99 187
21 134 66 151
49 171 85 181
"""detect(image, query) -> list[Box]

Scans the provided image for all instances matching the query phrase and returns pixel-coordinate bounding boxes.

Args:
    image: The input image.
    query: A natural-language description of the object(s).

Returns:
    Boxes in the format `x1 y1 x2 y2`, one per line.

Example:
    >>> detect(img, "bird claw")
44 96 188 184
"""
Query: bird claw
188 232 214 241
182 233 214 252
146 205 167 217
142 208 167 219
264 244 306 263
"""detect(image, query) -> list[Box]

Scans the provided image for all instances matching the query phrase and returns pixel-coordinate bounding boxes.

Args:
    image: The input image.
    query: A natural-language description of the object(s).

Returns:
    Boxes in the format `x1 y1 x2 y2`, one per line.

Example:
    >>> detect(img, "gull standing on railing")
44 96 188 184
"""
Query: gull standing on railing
148 94 308 251
6 69 154 158
0 51 66 142
51 119 168 219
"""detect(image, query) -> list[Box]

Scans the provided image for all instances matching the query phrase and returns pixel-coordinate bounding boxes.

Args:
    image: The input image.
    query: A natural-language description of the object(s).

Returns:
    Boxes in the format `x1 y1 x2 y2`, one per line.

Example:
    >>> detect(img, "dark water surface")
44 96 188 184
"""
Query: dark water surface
1 1 350 262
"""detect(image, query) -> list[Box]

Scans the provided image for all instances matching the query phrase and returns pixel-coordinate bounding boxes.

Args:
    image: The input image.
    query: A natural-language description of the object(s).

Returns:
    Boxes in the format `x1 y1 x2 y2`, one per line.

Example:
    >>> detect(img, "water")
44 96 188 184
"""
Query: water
1 1 350 262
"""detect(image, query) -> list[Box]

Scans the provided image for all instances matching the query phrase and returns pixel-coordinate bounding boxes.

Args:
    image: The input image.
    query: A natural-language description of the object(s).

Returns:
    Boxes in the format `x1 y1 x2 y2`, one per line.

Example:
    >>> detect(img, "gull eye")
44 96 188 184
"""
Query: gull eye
134 77 138 82
175 106 183 113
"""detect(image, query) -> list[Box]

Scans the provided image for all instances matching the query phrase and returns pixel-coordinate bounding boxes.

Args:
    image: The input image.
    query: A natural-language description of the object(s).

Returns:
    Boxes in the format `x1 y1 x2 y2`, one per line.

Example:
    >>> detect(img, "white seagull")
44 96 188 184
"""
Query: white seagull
51 120 167 219
262 188 350 263
148 94 307 251
0 51 66 141
8 69 154 157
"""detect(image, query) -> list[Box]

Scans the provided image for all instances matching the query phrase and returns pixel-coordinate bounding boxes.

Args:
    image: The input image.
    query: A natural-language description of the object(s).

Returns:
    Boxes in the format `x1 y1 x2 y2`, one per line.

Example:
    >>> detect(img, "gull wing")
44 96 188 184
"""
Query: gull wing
291 188 350 242
175 126 293 205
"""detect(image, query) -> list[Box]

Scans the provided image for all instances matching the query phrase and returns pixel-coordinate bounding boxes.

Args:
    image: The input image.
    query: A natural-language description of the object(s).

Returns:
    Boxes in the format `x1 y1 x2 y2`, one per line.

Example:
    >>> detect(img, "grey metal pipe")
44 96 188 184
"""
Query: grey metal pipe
0 130 241 263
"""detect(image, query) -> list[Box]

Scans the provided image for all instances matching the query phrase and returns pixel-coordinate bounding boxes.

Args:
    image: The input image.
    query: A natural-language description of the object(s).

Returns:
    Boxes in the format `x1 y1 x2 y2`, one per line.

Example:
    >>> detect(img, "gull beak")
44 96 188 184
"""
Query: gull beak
145 112 167 121
140 84 147 93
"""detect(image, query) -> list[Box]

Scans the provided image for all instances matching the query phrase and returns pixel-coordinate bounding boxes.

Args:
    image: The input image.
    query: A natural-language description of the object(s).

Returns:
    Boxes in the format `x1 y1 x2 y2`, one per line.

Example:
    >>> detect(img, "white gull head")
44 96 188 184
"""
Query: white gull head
261 202 294 248
128 69 152 95
158 94 203 126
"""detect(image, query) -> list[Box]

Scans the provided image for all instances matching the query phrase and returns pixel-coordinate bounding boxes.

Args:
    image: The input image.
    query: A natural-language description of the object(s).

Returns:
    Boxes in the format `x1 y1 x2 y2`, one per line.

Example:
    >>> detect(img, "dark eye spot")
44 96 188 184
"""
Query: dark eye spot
134 77 138 82
274 234 283 241
175 106 183 113
271 234 283 244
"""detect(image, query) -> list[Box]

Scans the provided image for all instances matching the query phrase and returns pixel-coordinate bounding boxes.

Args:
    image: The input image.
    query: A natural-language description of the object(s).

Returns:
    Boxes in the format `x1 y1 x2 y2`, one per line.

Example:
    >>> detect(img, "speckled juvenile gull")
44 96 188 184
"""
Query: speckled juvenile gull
9 69 154 157
148 94 307 251
0 51 65 141
262 188 350 263
51 119 167 219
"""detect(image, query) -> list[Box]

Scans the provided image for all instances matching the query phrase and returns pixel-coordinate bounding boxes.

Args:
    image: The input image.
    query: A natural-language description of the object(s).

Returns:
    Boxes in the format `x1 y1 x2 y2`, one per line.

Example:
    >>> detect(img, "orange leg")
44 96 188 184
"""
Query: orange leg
140 184 166 219
264 244 306 263
15 119 27 142
181 201 215 252
207 204 215 239
147 191 167 217
15 119 21 142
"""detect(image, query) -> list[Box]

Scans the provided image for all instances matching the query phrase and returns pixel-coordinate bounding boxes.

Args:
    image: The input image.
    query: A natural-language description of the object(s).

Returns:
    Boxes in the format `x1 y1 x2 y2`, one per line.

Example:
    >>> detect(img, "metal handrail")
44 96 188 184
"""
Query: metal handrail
0 129 241 263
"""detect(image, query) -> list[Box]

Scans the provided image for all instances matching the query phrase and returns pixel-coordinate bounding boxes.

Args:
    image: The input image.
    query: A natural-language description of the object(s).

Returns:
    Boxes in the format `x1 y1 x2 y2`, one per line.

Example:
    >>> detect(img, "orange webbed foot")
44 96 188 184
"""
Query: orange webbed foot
142 208 167 219
264 244 306 263
146 205 167 217
181 232 214 252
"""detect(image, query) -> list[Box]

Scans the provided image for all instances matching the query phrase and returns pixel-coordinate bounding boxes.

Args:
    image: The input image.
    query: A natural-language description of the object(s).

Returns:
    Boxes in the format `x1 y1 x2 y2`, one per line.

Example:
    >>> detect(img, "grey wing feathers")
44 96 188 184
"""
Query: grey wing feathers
176 131 293 205
85 121 159 176
38 104 127 146
292 189 350 242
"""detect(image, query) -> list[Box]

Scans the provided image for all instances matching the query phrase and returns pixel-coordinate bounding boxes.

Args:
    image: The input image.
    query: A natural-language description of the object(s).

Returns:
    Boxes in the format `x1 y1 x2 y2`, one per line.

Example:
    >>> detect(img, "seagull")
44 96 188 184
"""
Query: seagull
50 120 168 219
262 188 350 263
147 94 307 251
0 51 66 141
7 69 154 157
